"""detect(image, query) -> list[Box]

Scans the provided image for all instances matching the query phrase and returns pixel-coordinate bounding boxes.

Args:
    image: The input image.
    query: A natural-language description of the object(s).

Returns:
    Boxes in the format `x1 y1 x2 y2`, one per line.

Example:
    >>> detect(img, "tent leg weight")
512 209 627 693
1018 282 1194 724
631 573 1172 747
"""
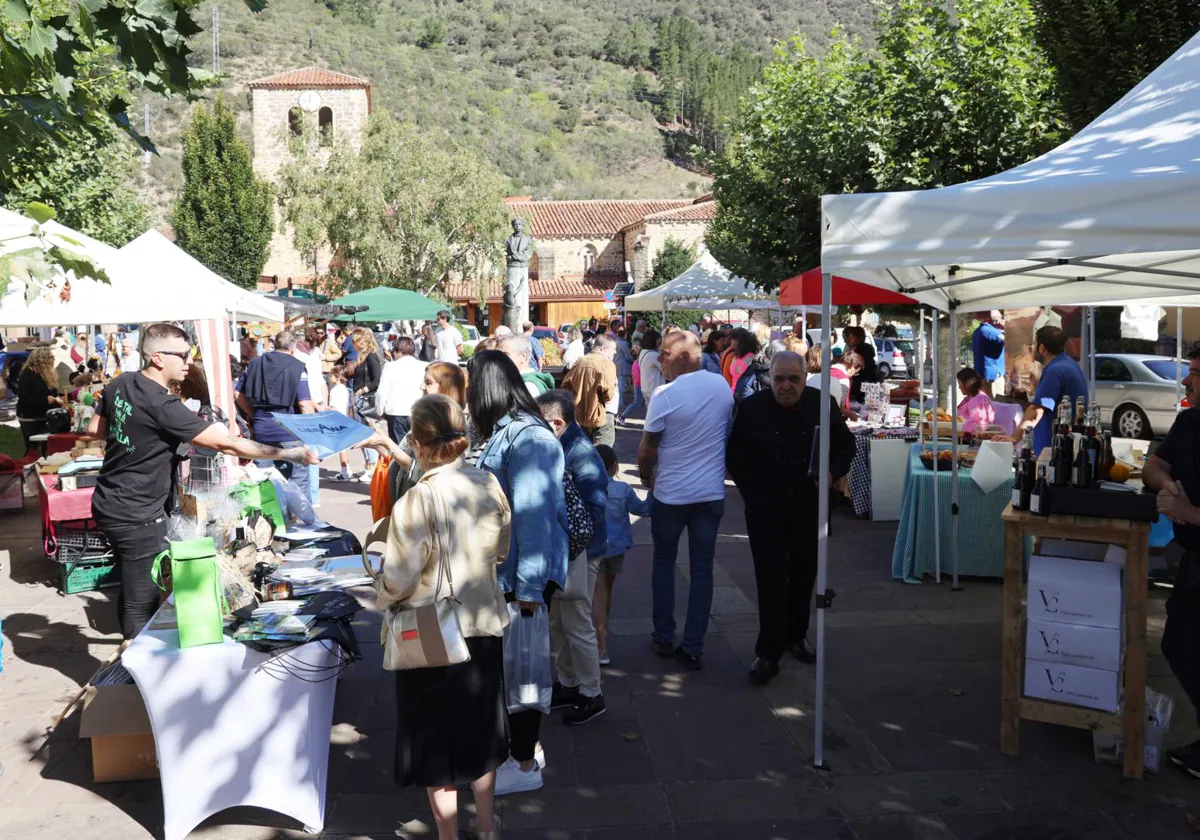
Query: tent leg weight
815 590 836 610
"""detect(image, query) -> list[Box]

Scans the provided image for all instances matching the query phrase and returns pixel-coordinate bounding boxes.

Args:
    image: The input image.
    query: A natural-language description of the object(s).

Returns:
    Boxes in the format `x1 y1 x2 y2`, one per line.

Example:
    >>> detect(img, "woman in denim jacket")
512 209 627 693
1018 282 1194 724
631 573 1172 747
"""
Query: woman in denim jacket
468 350 568 798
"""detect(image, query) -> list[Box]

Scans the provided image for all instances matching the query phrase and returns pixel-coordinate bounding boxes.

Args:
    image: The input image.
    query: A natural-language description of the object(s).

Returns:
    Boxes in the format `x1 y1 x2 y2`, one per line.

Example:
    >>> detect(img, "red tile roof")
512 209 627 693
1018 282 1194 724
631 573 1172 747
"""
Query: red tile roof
248 67 372 89
640 200 718 224
447 274 619 303
508 200 697 238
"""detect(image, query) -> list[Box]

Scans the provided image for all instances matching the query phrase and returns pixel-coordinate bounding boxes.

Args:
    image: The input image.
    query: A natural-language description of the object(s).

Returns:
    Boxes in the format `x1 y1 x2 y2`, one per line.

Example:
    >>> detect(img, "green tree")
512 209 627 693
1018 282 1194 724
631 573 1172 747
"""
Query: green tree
641 237 705 330
1 0 263 170
708 0 1063 291
170 97 274 289
1029 0 1200 132
417 16 446 48
277 113 510 295
2 56 149 247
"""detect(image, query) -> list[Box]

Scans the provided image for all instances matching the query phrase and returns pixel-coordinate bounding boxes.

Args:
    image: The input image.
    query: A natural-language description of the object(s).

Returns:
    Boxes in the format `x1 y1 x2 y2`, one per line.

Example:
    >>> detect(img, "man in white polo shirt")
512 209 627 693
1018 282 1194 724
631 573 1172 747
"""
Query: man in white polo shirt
434 310 463 363
637 330 734 670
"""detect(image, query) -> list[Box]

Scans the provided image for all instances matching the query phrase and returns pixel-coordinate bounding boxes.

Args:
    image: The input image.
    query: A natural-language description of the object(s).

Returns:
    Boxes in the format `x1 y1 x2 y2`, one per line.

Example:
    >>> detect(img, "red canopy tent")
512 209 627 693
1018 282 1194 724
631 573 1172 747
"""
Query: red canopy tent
779 267 916 306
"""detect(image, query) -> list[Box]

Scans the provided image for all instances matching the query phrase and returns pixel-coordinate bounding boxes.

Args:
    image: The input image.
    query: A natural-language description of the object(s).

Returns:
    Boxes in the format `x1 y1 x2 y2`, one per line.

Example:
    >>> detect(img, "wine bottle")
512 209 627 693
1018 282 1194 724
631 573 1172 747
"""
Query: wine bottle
1012 453 1026 510
1030 465 1048 516
1098 430 1115 482
1071 432 1091 488
1020 429 1035 510
1052 401 1073 487
1073 397 1086 435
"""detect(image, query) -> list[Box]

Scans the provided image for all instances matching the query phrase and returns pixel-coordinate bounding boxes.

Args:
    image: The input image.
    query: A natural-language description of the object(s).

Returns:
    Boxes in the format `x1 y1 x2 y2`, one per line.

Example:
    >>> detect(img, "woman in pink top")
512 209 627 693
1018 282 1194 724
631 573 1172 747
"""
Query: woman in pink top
956 367 995 435
727 329 758 395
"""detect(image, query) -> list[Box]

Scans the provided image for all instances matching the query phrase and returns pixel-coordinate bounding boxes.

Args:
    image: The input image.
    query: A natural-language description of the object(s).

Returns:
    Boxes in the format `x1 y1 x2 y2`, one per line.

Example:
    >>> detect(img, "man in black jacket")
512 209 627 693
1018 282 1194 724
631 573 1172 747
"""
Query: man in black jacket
726 351 855 685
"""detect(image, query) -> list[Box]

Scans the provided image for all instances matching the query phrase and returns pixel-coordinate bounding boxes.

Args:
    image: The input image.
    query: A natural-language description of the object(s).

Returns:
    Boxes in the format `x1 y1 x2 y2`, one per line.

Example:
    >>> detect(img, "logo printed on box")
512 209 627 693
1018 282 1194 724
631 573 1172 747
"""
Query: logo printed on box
1038 630 1061 654
1044 668 1065 694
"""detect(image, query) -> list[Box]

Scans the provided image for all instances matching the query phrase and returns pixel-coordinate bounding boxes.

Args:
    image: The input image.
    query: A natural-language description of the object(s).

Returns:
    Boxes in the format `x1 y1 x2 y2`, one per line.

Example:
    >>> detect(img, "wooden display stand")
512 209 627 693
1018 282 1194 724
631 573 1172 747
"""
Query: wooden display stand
1000 504 1151 779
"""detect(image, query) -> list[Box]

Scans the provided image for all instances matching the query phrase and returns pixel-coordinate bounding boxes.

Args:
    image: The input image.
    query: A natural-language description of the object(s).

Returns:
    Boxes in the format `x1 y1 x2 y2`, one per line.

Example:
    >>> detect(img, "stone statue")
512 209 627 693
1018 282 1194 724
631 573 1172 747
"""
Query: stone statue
503 218 533 333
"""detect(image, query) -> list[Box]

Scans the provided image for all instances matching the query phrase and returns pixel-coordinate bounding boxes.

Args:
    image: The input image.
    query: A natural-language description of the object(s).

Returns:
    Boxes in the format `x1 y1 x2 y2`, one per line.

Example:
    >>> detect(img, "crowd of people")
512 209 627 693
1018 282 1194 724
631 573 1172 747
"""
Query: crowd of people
37 309 866 840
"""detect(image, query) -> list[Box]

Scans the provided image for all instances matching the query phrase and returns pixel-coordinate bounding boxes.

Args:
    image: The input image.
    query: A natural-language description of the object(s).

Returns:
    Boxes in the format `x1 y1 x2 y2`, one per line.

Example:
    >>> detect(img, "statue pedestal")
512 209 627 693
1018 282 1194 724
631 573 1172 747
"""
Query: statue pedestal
503 265 529 333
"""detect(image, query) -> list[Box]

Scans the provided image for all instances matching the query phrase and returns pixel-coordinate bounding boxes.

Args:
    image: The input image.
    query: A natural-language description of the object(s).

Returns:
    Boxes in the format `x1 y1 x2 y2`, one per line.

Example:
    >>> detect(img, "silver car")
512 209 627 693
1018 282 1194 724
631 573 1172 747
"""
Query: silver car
1093 354 1184 439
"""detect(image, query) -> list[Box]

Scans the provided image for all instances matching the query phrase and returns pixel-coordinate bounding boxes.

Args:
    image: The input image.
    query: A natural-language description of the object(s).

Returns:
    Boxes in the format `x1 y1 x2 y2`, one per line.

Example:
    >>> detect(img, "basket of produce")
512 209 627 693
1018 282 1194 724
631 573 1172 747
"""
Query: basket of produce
919 448 956 471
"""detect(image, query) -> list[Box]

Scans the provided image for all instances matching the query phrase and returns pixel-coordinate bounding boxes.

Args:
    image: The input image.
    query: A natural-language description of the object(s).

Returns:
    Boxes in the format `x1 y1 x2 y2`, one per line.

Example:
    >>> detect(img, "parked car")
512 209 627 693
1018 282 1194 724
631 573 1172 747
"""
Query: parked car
456 321 481 351
1093 354 1183 439
874 337 912 380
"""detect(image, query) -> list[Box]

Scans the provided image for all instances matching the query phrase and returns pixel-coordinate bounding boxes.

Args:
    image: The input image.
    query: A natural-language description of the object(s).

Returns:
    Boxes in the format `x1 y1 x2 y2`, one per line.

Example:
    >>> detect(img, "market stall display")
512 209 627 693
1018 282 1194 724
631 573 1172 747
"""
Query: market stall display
892 443 1012 582
122 626 341 840
846 427 918 520
1000 505 1151 778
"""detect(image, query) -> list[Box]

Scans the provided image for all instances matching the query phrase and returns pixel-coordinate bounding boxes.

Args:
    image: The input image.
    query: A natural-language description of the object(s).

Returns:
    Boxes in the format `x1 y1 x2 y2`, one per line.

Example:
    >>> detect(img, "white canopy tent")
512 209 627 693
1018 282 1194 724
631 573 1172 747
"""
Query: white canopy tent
806 31 1200 770
120 230 285 323
0 209 224 325
624 250 779 312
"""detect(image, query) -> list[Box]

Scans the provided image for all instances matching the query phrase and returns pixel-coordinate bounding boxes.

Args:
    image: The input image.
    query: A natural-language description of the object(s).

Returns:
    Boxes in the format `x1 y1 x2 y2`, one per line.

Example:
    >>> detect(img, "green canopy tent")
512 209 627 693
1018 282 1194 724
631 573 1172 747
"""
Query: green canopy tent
330 288 443 323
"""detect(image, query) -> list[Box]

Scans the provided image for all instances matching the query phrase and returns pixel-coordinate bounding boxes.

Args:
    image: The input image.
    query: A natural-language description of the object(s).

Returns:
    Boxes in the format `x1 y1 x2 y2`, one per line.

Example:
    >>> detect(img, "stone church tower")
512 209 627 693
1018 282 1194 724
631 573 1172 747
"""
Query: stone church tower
247 67 372 285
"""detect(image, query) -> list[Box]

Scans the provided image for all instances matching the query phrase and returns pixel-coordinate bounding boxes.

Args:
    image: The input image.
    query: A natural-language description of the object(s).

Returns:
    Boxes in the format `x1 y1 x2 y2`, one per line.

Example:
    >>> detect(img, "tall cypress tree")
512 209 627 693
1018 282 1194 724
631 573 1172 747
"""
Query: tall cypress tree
171 97 274 290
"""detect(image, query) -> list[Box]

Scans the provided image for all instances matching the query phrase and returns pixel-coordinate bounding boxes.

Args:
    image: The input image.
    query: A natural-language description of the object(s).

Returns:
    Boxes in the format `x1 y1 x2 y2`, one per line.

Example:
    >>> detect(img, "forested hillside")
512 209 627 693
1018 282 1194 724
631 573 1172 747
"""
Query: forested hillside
135 0 876 216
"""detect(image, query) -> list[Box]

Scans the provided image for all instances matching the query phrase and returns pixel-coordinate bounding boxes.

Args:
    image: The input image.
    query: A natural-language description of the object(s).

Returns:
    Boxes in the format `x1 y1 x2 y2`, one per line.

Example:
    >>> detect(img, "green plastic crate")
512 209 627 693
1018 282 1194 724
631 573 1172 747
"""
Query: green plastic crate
57 555 120 594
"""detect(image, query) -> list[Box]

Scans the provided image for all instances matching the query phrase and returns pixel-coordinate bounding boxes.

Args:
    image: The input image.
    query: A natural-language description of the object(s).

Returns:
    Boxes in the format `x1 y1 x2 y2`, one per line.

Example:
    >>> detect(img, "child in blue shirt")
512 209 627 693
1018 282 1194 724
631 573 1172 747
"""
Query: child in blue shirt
593 444 650 666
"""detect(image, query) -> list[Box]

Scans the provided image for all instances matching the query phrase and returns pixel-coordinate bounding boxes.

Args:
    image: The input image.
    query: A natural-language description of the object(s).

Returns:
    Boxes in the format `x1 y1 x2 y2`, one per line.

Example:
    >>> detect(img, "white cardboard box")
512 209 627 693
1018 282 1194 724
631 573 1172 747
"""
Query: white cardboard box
1024 658 1120 713
1038 538 1128 568
1026 618 1122 672
1027 555 1122 629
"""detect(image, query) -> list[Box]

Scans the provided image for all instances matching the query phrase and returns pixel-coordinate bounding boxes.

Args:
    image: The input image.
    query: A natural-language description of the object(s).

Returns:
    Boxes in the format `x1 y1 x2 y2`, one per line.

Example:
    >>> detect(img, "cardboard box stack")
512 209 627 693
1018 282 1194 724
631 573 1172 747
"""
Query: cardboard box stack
1023 553 1123 713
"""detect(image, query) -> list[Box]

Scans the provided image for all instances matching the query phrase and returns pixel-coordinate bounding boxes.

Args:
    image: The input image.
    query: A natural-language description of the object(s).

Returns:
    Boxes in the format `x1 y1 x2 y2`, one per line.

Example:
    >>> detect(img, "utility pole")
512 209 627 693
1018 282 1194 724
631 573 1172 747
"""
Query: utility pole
143 104 151 167
212 4 220 73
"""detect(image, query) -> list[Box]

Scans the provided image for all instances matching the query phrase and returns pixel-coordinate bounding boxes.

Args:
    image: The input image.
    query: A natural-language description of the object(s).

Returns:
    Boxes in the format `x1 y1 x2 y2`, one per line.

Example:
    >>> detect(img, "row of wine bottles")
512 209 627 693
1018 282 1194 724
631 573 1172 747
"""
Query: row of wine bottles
1012 396 1115 515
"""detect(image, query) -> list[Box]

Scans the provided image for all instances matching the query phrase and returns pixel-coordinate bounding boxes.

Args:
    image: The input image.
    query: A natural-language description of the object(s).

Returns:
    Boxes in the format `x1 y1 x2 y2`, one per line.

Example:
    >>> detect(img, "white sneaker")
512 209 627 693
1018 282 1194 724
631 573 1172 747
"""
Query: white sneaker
534 743 546 770
358 470 374 483
598 651 611 666
332 470 351 482
494 756 543 796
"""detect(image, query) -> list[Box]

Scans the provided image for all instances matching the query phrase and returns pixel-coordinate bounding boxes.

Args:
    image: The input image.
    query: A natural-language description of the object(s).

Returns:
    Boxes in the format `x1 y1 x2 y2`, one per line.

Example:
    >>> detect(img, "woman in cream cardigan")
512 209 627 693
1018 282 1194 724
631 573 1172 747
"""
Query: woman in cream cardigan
376 393 512 840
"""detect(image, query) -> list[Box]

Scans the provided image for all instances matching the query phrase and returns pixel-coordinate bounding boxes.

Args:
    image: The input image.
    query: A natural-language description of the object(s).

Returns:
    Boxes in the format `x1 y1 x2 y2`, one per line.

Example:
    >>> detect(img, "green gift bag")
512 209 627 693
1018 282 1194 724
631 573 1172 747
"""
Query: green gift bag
152 537 227 648
231 480 285 531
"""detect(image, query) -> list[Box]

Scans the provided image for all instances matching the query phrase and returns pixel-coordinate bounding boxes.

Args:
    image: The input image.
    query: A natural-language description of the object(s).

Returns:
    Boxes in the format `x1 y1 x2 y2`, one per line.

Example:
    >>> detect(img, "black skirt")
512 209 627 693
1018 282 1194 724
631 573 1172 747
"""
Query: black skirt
394 634 509 788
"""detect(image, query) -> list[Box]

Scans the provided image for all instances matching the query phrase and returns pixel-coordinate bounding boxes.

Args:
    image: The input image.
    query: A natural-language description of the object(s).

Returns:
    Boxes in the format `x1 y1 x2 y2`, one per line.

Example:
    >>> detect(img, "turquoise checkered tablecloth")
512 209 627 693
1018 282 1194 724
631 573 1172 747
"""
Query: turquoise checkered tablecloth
892 443 1012 583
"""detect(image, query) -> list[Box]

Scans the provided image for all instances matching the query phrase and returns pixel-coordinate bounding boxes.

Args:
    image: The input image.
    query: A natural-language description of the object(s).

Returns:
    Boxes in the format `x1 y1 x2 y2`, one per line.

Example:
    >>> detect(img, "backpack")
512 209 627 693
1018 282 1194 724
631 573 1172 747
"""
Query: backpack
734 360 771 404
563 471 594 560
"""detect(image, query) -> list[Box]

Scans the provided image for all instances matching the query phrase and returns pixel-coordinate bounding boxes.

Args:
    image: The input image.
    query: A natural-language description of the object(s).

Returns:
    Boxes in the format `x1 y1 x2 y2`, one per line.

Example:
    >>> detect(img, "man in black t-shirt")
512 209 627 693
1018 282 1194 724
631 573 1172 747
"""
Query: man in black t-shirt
92 323 317 639
1146 349 1200 778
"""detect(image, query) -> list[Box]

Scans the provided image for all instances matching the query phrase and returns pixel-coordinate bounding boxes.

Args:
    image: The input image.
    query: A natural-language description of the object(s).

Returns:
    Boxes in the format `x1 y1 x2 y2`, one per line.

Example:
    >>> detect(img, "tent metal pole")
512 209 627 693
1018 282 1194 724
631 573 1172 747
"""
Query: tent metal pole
1178 307 1185 413
932 312 941 584
949 306 961 591
1069 260 1200 281
902 260 1060 294
958 278 1088 309
918 308 925 448
814 271 833 770
1089 307 1097 405
1084 309 1094 393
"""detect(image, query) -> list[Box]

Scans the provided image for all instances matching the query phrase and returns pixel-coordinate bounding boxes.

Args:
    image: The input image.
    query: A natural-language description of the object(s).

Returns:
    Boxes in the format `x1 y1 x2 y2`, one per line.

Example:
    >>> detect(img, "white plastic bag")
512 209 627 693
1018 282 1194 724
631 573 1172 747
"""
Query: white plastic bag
503 602 552 714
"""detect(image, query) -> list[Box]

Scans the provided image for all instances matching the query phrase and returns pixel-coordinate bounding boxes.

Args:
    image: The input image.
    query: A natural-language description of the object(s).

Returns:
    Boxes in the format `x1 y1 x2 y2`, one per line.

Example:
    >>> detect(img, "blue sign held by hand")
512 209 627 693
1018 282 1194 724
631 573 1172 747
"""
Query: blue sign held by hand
271 410 375 459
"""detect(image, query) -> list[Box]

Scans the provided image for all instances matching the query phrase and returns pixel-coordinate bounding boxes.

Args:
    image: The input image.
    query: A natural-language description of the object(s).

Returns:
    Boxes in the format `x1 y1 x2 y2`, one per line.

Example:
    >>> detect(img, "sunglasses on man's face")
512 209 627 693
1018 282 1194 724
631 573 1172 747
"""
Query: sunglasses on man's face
157 350 191 362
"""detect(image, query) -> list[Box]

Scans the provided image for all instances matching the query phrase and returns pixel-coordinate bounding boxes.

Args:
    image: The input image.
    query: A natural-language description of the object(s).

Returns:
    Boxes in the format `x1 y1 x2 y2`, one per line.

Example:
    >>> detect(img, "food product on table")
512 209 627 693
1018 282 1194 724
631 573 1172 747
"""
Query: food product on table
1108 463 1131 483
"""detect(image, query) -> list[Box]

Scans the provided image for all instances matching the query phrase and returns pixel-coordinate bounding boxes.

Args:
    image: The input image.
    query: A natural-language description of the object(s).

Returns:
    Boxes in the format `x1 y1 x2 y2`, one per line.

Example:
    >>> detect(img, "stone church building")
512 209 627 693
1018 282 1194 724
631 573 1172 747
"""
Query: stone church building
247 67 372 286
246 67 716 324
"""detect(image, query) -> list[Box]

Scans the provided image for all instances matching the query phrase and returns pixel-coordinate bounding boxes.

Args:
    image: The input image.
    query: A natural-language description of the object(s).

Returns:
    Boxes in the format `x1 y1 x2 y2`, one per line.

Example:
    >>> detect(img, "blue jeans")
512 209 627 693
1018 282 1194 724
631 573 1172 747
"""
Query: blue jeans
650 496 725 656
623 387 646 418
255 438 311 500
617 375 634 415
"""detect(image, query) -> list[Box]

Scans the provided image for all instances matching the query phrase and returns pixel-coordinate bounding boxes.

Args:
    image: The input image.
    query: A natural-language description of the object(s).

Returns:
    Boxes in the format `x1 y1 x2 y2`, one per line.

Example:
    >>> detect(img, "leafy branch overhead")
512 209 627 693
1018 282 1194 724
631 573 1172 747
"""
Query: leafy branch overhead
0 0 263 172
276 113 510 296
0 201 111 303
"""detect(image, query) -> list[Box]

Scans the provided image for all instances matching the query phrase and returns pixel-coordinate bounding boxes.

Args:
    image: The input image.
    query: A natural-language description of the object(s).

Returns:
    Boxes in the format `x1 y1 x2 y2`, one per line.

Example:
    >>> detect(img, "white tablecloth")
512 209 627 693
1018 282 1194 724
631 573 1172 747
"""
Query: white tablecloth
122 626 339 840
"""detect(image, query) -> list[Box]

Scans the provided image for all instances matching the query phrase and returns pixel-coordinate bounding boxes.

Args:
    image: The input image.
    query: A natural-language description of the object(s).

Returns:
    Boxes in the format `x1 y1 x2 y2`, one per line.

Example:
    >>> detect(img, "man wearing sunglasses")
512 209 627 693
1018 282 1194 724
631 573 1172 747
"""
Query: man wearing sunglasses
725 350 855 686
1145 350 1200 779
91 323 318 639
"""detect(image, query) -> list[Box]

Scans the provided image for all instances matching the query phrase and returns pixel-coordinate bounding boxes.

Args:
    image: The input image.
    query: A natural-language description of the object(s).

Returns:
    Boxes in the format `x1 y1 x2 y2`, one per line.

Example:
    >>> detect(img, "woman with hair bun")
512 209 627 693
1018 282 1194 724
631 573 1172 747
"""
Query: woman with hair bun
377 392 512 840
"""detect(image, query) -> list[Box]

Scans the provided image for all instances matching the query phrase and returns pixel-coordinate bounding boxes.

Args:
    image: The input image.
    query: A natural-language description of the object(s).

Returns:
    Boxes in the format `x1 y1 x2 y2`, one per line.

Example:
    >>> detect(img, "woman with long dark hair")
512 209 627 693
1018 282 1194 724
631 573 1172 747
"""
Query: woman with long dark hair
469 350 568 798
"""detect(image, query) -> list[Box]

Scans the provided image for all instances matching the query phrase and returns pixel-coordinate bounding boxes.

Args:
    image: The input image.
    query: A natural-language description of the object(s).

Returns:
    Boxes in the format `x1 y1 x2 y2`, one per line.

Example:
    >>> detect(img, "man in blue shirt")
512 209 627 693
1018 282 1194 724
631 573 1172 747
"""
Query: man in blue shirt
1000 326 1086 456
972 311 1006 396
523 321 545 372
235 330 317 496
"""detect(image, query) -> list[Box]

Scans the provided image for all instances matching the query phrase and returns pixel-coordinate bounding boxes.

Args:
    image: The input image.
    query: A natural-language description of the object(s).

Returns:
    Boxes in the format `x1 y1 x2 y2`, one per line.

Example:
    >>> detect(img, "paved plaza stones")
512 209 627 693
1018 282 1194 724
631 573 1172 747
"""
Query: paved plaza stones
1 426 1199 838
